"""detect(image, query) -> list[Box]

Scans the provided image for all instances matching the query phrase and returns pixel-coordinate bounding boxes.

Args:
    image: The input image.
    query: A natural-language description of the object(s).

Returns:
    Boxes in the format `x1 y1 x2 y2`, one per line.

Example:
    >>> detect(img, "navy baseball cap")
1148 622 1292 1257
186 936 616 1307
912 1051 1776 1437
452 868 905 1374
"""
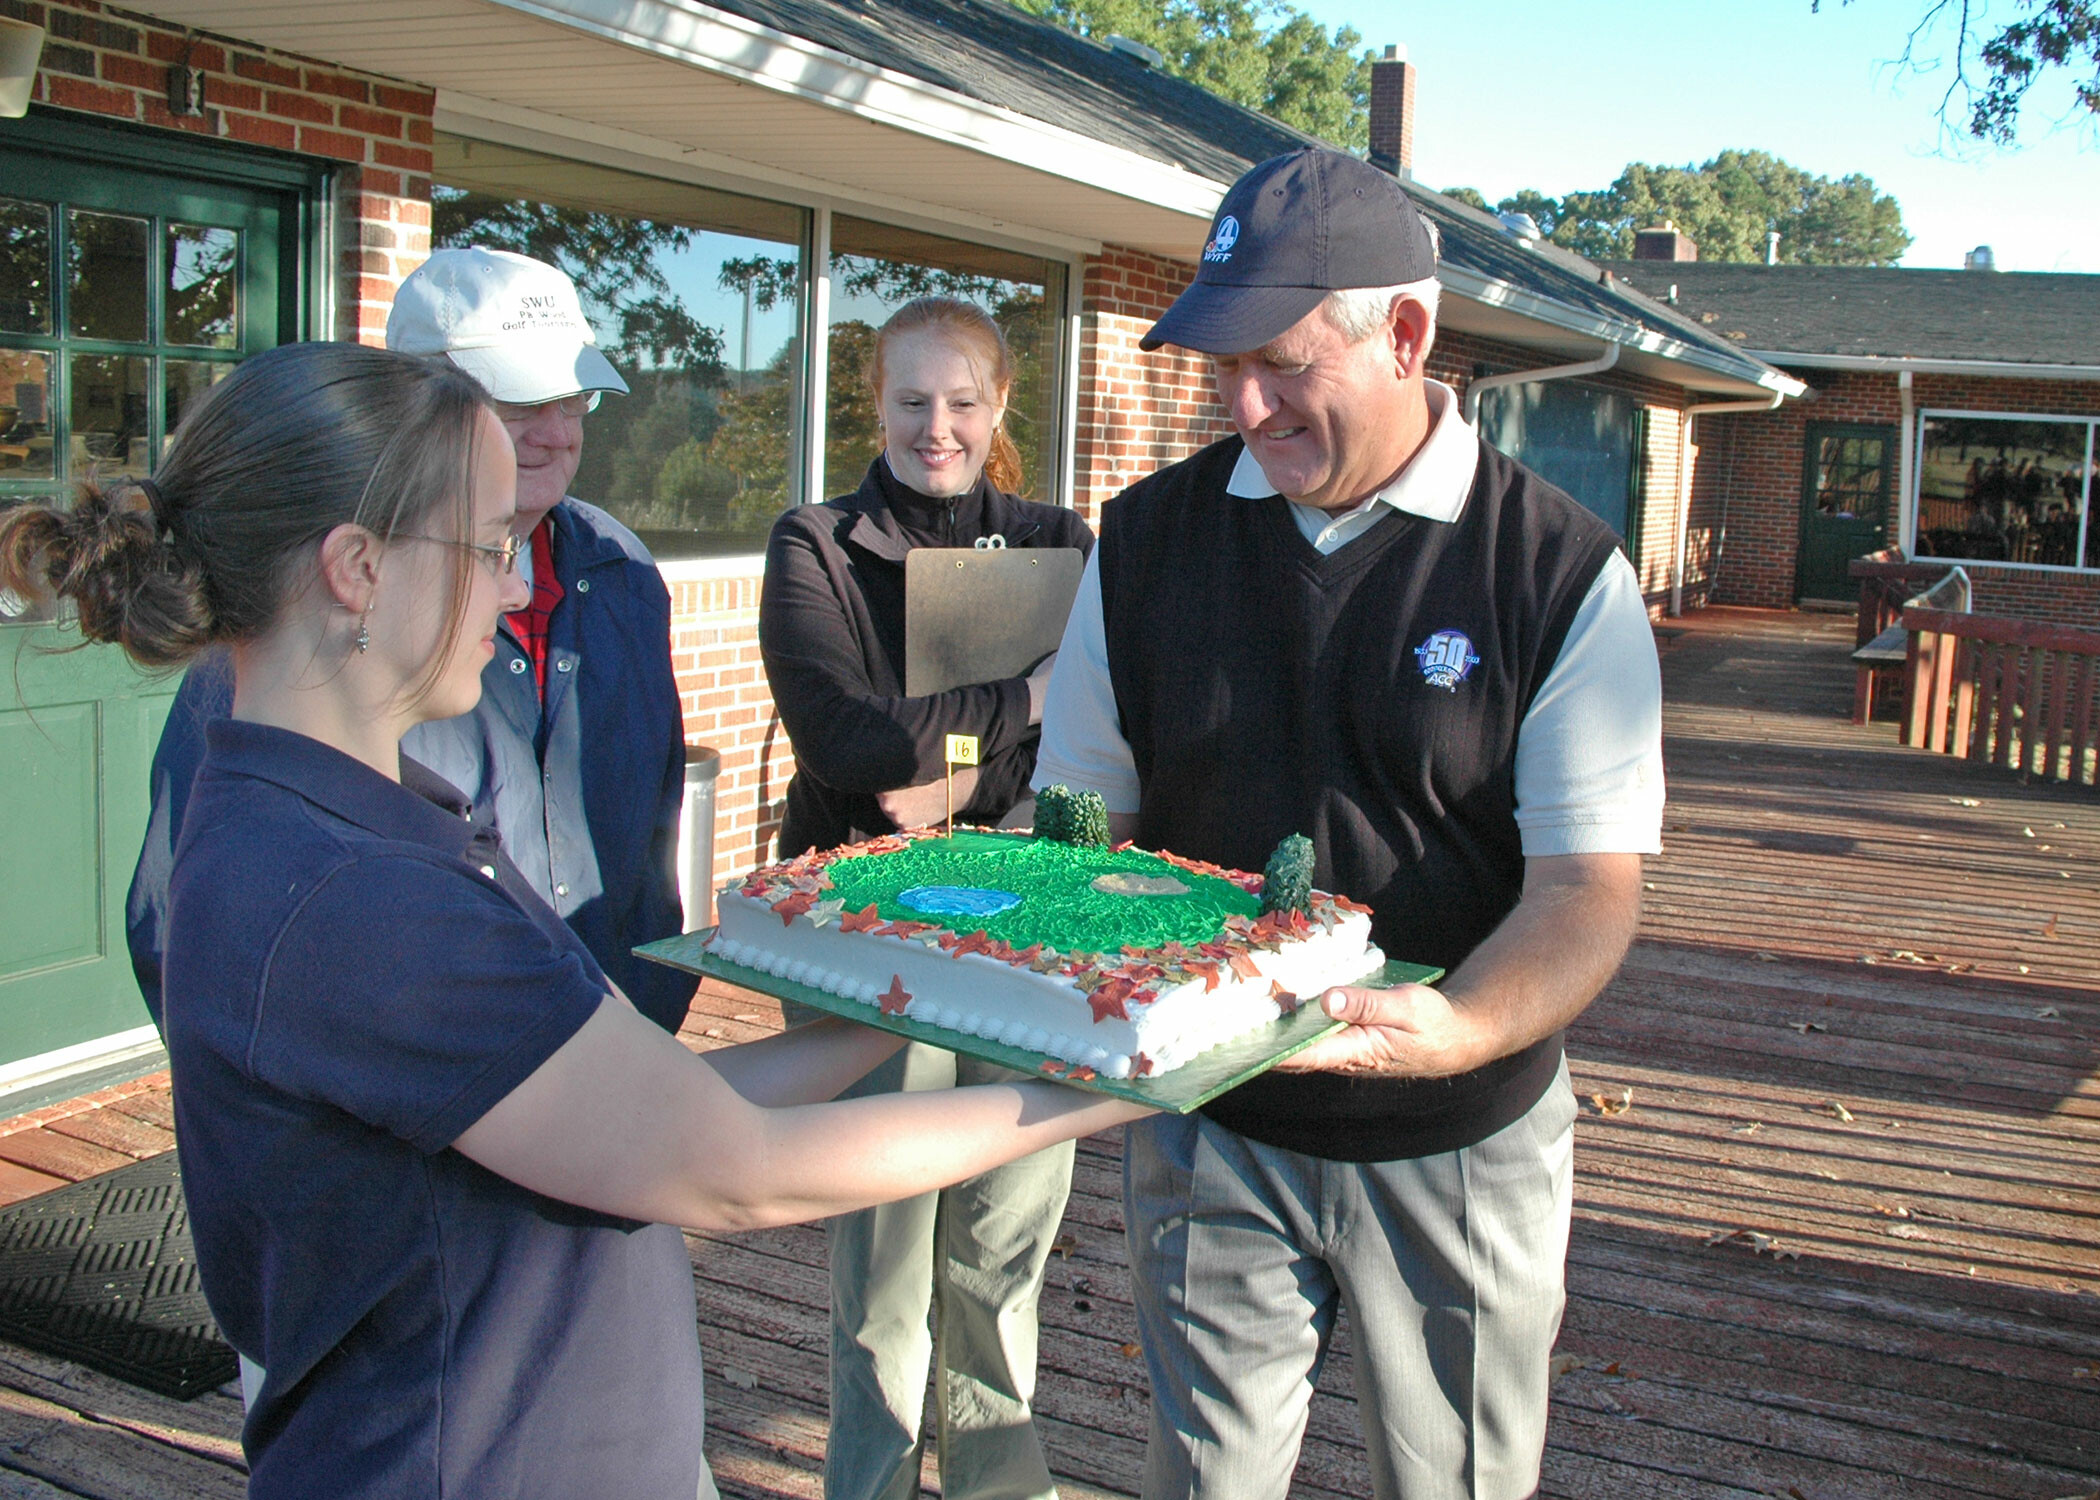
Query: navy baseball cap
1141 148 1439 355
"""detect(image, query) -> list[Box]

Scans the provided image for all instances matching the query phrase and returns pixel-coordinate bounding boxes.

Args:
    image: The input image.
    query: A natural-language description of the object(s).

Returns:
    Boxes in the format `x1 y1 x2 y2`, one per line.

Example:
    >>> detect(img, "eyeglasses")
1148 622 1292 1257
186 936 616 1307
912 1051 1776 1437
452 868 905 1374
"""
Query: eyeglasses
492 391 602 423
397 532 526 575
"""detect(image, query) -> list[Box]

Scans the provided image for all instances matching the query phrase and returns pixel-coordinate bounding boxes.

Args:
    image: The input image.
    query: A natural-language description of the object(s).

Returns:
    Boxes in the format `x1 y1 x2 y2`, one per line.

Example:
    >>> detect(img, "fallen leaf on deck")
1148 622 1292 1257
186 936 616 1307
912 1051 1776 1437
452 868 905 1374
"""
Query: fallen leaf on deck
1753 950 1779 962
1811 1169 1839 1180
1599 1360 1623 1376
719 1367 758 1390
1945 962 1975 974
1704 1228 1797 1259
1824 1101 1855 1122
1872 1204 1912 1218
1947 797 1981 806
1051 1232 1079 1259
1548 1353 1584 1380
1586 1087 1633 1116
2072 1366 2095 1379
2038 1006 2062 1020
1788 1020 1826 1033
1731 1121 1762 1135
1859 954 1879 965
1887 1224 1926 1240
733 1014 759 1023
702 1027 724 1039
2020 964 2032 974
1888 949 1939 964
1119 1343 1142 1359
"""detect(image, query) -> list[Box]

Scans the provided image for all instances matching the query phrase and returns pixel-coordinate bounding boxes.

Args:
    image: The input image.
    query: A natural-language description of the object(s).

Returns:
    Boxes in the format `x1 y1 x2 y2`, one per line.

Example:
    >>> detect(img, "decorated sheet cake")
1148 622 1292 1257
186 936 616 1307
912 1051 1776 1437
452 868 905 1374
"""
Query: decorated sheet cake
707 810 1383 1080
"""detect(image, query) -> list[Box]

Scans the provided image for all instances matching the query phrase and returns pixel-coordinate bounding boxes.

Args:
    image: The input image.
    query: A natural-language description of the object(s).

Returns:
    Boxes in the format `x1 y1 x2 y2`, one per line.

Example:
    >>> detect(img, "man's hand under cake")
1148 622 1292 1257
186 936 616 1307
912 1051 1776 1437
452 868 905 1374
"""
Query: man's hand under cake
1274 982 1490 1079
877 766 981 829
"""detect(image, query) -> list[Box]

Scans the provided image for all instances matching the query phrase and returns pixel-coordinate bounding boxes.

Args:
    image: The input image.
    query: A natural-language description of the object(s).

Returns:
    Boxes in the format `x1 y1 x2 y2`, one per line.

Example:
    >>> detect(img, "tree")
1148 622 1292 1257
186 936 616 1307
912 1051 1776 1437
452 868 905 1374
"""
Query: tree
1443 150 1911 266
1816 0 2099 146
1009 0 1375 149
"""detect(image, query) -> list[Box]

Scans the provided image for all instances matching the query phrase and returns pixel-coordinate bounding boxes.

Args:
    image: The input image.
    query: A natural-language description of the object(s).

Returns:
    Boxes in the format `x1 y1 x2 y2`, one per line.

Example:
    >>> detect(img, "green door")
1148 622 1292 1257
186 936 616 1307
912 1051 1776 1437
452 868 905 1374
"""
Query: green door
1796 422 1895 604
0 115 314 1081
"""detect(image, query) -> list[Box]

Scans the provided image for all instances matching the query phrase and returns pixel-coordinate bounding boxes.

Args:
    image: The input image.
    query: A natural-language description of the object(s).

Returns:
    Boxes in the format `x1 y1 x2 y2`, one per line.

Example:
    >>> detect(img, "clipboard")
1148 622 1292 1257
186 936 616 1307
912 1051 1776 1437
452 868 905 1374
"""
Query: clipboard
904 547 1085 697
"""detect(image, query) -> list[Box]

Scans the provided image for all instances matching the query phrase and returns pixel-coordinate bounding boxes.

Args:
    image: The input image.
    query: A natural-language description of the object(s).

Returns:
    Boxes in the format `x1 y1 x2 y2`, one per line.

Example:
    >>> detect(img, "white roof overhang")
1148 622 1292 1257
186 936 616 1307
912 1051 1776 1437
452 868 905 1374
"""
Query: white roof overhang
1757 351 2100 383
131 0 1795 398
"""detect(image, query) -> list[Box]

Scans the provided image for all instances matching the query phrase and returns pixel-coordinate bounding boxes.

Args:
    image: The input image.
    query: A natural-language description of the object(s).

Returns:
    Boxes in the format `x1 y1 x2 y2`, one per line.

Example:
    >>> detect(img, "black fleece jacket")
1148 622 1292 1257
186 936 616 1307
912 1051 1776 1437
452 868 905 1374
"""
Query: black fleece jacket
760 457 1094 857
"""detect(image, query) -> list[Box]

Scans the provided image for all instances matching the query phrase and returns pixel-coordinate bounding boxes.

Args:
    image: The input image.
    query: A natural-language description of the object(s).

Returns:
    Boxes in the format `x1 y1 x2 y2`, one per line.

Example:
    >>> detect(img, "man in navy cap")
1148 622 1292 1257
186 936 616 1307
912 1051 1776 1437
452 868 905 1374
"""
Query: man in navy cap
1030 148 1664 1497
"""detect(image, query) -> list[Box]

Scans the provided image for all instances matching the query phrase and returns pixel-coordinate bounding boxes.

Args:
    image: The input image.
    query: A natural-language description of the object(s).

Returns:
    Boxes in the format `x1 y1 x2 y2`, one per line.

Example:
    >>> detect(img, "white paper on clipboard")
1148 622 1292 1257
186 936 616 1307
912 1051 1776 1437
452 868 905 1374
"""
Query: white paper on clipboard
904 547 1085 697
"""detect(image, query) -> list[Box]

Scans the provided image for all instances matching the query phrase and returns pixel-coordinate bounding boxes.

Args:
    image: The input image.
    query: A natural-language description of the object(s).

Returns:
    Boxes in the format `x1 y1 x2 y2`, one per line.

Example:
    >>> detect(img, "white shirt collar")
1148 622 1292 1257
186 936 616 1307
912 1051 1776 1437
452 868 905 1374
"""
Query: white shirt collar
1223 377 1479 525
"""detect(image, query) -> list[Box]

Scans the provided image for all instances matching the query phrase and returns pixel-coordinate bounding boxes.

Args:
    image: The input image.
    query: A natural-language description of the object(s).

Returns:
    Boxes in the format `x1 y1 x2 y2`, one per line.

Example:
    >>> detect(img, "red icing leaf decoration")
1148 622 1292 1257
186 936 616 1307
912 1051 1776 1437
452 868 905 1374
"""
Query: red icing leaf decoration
1040 1060 1063 1074
1005 942 1044 967
1132 1052 1155 1077
878 975 912 1015
773 890 818 926
877 920 936 940
1226 952 1262 981
1089 977 1138 1023
1332 894 1374 914
839 904 885 933
952 930 997 959
1270 981 1302 1015
1183 958 1223 992
1068 1065 1097 1082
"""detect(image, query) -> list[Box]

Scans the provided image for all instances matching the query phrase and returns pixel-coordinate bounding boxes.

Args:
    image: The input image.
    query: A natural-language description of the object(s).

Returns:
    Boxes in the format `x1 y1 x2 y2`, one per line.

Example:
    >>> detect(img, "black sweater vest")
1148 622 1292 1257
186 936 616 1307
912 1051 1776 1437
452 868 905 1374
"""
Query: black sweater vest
1099 435 1622 1160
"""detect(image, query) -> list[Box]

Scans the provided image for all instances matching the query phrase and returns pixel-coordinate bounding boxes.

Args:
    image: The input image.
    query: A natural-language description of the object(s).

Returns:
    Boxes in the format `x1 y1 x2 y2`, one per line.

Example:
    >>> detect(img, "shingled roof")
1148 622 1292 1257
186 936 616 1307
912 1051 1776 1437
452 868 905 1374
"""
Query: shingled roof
700 0 1791 392
1596 261 2100 370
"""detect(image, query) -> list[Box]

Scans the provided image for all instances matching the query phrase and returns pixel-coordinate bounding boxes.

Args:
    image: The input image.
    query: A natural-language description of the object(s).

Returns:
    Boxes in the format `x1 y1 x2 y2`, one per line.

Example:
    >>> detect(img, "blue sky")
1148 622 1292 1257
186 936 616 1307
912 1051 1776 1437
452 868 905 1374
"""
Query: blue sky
1298 0 2097 272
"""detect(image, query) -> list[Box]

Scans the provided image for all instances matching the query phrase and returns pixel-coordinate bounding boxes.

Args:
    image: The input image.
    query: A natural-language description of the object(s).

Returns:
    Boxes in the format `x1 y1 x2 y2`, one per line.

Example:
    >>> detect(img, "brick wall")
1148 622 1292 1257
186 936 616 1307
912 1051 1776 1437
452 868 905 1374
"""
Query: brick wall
16 0 435 344
1696 367 2100 625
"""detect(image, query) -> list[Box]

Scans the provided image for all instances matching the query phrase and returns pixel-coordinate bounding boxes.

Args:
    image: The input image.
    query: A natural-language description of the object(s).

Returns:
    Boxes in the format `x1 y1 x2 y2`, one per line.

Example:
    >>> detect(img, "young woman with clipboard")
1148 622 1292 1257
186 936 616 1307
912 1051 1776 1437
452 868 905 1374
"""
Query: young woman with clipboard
758 297 1092 1500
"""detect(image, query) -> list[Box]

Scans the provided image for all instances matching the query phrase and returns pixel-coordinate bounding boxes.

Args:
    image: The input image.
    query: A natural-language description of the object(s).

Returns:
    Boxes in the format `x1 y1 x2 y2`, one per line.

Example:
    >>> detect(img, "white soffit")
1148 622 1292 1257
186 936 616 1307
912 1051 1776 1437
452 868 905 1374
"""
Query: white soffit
124 0 1225 257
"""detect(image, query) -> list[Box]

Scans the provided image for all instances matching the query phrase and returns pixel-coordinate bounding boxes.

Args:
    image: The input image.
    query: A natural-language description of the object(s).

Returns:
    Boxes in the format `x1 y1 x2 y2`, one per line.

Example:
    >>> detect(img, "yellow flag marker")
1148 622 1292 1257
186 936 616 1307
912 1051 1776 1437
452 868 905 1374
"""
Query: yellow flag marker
944 734 979 830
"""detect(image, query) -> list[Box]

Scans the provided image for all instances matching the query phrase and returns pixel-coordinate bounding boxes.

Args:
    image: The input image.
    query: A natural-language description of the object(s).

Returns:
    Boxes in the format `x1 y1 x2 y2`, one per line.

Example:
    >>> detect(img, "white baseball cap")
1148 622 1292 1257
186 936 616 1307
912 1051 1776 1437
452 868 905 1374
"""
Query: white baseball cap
386 247 630 405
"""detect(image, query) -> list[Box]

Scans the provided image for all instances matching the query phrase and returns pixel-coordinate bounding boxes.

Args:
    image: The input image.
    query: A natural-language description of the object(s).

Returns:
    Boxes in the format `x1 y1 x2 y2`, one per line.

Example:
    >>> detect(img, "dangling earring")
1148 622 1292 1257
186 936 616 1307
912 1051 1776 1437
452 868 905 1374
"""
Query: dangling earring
356 604 372 655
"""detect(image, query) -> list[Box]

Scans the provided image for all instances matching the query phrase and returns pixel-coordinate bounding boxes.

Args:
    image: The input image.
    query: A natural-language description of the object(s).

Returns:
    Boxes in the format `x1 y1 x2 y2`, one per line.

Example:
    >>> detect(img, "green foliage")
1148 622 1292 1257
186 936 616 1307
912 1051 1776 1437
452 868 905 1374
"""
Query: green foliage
1447 150 1911 266
1816 0 2098 146
1033 784 1110 846
1009 0 1375 149
1259 833 1314 916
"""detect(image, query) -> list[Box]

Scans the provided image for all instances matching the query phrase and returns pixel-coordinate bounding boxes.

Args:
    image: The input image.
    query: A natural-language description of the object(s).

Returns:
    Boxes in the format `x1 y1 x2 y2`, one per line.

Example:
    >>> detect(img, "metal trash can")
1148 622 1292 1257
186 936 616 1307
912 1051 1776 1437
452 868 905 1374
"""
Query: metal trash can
678 745 721 933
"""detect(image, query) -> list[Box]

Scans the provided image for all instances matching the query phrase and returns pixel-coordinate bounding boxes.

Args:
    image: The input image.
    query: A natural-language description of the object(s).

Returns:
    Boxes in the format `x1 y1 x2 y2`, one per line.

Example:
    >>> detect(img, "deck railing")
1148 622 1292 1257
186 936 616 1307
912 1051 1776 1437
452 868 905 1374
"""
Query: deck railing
1900 608 2100 786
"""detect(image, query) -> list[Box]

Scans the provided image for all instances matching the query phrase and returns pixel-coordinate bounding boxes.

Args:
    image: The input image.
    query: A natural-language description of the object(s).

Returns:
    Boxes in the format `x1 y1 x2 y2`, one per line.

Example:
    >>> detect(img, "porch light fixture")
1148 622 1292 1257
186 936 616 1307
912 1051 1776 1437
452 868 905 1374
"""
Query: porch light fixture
0 15 43 119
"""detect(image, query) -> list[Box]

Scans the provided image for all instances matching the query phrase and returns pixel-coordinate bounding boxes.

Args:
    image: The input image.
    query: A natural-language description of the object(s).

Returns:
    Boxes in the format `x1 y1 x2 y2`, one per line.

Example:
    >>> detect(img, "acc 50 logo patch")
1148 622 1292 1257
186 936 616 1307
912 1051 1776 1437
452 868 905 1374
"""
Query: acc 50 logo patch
1202 215 1240 263
1413 629 1480 691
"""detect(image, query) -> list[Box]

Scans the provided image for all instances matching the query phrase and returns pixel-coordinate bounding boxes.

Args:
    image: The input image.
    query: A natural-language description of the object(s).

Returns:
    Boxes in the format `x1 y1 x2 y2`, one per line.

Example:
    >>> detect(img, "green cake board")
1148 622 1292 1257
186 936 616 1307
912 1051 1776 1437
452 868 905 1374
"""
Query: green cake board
638 929 1443 1114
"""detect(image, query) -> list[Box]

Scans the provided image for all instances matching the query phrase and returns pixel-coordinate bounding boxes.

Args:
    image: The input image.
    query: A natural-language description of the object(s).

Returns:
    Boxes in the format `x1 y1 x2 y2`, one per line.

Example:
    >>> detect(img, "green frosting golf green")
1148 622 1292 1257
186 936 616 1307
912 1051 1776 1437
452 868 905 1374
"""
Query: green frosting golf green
823 830 1257 954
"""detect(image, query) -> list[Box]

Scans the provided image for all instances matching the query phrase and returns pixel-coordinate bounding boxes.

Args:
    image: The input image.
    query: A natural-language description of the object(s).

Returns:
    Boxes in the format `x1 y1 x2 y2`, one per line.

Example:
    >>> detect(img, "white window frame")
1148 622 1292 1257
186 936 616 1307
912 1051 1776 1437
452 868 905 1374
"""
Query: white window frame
432 104 1088 579
1909 406 2099 575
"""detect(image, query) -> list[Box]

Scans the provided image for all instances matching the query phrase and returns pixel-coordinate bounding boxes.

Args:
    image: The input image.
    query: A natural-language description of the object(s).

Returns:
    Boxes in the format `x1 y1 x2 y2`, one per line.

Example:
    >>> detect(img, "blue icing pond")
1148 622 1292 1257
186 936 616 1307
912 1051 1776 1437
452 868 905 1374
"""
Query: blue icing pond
896 885 1023 918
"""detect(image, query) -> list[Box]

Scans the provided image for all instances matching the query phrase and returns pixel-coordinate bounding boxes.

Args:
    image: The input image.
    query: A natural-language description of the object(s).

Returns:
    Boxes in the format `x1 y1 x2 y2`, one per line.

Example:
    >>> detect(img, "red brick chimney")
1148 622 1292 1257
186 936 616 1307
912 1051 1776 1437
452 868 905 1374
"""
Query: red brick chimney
1368 44 1415 179
1632 222 1699 261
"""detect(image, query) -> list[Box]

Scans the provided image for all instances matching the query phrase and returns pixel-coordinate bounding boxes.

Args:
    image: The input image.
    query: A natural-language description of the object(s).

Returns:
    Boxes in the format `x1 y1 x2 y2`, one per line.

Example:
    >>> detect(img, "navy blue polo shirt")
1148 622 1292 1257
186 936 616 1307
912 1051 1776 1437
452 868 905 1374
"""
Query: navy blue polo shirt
163 720 705 1500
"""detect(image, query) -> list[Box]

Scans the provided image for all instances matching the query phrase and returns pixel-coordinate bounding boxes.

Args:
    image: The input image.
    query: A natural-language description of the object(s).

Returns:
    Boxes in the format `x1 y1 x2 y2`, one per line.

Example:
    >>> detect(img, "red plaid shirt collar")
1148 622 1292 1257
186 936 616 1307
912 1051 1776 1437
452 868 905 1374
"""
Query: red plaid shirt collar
502 515 564 695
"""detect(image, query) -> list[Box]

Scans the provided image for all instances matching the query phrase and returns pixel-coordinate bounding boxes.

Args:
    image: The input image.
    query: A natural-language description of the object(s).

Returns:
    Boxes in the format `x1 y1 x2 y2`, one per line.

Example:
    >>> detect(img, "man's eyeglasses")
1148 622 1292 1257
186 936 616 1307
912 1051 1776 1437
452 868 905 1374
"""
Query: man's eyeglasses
492 391 602 423
398 532 526 575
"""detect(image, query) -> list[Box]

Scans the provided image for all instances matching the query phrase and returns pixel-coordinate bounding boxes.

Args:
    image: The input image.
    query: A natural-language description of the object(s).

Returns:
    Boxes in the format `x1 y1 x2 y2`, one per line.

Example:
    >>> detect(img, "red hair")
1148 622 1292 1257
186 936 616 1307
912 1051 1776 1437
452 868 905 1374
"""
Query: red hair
868 297 1025 494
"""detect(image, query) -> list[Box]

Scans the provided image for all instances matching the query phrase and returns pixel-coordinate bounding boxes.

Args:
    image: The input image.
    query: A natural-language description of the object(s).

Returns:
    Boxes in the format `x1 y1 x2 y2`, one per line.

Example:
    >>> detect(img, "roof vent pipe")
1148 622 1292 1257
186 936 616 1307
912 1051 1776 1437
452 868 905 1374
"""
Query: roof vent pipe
1496 211 1542 242
1765 230 1780 265
1964 244 1996 272
1104 34 1163 68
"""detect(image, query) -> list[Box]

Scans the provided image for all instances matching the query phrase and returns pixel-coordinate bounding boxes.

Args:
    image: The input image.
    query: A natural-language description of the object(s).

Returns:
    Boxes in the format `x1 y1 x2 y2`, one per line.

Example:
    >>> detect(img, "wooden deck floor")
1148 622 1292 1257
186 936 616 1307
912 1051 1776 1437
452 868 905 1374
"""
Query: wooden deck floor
0 606 2093 1498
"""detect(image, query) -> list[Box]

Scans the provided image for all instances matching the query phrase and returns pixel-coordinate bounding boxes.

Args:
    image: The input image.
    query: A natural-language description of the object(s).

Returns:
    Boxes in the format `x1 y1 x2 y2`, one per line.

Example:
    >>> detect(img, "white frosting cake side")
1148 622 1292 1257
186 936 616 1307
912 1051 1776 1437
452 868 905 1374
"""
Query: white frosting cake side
709 873 1383 1080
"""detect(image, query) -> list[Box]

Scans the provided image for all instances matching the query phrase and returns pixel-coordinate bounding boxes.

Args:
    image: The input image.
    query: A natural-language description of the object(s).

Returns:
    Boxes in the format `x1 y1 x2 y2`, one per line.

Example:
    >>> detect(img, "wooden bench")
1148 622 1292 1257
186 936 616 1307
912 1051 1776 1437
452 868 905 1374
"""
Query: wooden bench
1849 555 1967 724
1900 609 2100 786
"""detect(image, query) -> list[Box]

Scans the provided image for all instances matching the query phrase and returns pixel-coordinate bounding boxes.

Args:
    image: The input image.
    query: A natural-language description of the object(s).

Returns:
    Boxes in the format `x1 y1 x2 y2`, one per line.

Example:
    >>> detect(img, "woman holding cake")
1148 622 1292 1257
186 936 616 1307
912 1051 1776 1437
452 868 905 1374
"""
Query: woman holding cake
0 340 1147 1500
759 298 1091 1500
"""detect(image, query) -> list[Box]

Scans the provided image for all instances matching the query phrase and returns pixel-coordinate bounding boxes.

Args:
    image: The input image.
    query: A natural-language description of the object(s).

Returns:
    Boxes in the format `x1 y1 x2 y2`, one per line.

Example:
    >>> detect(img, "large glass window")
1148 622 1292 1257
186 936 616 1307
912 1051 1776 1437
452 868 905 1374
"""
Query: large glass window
435 137 808 560
1914 413 2096 571
823 216 1064 503
1476 380 1639 541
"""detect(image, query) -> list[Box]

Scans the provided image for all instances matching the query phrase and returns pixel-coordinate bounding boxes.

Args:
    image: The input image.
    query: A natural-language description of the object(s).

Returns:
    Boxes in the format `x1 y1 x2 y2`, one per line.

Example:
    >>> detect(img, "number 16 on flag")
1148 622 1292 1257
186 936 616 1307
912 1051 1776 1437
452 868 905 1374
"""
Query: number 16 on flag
944 734 979 831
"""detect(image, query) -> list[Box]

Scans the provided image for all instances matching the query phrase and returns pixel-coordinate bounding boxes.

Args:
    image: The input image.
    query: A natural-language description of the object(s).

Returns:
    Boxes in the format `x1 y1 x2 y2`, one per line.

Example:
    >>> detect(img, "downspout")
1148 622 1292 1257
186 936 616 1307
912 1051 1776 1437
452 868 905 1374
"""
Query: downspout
1671 390 1786 616
1896 369 1915 555
1461 342 1618 423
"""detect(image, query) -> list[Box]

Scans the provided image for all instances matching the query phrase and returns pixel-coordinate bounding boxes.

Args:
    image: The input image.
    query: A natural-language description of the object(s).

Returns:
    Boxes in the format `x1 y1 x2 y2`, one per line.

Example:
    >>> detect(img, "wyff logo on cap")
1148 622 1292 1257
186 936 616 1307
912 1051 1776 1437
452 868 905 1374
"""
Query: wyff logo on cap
1202 215 1240 264
1413 629 1480 691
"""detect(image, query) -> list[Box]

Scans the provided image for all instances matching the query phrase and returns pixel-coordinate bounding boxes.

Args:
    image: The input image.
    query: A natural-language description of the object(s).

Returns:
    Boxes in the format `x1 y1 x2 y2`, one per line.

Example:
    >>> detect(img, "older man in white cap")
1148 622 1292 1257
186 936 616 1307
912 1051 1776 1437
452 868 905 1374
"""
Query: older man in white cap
1030 148 1664 1498
130 247 693 1036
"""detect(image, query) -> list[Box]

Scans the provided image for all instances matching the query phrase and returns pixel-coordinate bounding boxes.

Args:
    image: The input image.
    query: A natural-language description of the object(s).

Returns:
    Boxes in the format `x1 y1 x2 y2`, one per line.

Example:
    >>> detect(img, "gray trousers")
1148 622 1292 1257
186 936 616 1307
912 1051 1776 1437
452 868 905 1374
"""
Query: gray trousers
1122 1060 1576 1500
814 1035 1077 1500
